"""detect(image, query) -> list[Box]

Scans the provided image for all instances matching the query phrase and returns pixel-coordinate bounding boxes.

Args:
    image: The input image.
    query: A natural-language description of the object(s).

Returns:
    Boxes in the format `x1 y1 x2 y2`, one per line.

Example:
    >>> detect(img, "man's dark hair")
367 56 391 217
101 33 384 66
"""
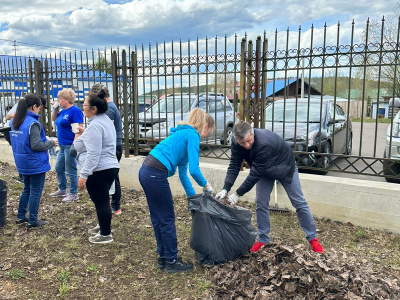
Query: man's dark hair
90 83 110 98
233 121 254 140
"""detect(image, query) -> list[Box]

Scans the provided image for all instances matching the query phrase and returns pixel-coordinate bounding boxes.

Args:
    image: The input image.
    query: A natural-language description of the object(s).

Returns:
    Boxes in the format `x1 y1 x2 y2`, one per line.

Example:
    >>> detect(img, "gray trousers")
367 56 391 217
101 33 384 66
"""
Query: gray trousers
255 168 317 244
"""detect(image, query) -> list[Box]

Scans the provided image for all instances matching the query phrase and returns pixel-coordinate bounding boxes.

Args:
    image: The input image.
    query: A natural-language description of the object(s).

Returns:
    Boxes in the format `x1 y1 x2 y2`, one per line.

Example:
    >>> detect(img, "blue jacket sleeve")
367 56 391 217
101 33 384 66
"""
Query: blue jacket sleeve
187 132 207 187
178 164 196 197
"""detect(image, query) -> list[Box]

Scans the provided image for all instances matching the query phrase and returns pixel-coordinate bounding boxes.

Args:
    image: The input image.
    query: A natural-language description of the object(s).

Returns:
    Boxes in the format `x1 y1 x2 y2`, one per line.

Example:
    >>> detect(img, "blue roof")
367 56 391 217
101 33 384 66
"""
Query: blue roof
0 55 112 81
265 78 297 97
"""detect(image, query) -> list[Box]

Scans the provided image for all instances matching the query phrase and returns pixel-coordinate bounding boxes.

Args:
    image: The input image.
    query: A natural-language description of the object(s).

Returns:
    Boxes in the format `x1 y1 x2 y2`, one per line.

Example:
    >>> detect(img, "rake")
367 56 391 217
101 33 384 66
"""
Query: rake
269 180 290 213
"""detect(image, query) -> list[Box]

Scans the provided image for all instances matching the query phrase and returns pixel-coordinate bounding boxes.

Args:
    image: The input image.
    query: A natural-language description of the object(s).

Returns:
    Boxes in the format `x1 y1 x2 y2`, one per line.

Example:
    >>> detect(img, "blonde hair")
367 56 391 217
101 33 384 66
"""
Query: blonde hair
205 113 215 130
179 108 206 134
57 88 75 104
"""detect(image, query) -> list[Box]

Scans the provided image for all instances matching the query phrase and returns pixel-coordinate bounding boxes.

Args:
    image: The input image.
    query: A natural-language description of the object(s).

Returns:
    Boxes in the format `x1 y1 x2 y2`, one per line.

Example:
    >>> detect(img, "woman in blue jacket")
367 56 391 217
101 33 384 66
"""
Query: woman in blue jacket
10 94 58 228
139 108 214 274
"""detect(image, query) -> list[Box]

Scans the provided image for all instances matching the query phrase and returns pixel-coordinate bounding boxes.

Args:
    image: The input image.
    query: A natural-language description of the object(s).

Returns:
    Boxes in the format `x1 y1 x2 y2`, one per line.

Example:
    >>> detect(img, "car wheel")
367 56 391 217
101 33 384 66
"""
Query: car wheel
382 149 400 183
346 134 352 155
315 142 332 175
220 125 233 146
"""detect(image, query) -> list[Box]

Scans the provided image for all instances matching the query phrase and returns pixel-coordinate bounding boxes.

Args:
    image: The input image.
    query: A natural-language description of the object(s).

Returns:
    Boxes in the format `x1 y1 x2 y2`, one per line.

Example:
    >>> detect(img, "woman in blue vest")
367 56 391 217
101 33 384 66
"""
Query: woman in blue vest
139 108 215 274
10 94 58 228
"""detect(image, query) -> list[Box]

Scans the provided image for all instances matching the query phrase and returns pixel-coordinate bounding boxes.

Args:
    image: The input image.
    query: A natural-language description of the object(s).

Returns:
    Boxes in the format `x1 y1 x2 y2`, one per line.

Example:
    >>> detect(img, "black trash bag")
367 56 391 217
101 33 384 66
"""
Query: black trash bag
0 178 8 228
188 193 257 265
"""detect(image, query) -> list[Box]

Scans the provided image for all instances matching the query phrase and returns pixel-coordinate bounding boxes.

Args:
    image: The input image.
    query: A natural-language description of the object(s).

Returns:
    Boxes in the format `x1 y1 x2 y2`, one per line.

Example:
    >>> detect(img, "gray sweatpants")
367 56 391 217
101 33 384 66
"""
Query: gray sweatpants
255 168 317 244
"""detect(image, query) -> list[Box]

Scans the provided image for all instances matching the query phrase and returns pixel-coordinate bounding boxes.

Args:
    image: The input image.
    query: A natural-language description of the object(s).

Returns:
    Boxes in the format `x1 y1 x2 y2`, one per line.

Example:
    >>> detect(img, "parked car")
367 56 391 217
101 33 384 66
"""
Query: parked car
382 109 400 183
265 98 352 174
137 93 236 147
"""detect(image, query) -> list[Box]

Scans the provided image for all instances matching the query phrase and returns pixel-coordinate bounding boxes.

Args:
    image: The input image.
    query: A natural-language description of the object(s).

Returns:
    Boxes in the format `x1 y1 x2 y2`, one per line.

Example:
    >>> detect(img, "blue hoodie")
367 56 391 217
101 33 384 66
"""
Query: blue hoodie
149 124 207 197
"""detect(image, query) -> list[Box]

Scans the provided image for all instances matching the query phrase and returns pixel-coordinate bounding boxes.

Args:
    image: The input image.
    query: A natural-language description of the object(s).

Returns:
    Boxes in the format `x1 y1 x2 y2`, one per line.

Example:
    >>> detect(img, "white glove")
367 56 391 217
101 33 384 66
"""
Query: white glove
215 189 228 200
52 101 60 109
228 193 240 205
203 183 214 194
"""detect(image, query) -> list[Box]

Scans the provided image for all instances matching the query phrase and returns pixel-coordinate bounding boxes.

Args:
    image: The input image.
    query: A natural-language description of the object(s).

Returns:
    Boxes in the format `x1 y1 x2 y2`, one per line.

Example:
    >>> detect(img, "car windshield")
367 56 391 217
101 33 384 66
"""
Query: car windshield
265 101 325 122
148 97 192 114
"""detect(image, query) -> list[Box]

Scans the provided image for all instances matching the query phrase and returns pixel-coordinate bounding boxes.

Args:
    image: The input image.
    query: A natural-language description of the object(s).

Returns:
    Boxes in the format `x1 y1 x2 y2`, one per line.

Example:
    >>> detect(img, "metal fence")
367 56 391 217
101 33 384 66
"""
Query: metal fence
1 17 400 181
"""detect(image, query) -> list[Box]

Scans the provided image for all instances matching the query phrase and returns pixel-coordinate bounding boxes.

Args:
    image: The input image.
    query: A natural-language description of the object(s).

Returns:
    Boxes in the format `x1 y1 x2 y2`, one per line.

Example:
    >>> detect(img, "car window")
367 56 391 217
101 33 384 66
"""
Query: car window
149 97 192 114
265 101 325 122
335 105 345 117
198 100 224 113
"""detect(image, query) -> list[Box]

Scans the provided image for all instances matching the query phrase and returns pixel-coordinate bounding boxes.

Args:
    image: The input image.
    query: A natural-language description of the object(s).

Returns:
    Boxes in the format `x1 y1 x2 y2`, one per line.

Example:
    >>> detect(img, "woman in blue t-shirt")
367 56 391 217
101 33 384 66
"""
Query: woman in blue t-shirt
49 89 84 202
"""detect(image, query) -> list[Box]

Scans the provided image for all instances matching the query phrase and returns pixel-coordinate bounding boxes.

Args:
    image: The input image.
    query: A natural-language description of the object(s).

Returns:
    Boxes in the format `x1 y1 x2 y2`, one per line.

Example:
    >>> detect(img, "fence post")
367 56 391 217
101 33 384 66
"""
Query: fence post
131 51 139 157
239 38 246 121
245 40 253 122
260 37 268 129
121 50 130 158
43 60 53 135
254 36 262 128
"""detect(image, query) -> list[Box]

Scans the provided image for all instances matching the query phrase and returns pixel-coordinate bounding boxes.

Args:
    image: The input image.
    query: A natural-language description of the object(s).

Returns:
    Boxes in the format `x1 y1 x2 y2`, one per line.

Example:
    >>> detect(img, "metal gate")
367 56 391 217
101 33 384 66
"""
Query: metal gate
1 17 400 181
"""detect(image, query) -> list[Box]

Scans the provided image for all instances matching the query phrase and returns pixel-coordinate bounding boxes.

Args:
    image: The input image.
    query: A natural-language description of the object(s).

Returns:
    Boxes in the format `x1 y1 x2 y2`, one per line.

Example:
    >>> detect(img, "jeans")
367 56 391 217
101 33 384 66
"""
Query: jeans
55 145 78 194
17 173 46 225
139 165 178 261
255 168 317 243
86 168 119 236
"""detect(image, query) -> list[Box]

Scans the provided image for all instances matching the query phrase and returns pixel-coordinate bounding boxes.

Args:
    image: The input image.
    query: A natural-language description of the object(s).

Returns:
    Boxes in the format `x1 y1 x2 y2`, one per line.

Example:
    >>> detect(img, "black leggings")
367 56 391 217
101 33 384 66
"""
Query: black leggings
86 168 119 235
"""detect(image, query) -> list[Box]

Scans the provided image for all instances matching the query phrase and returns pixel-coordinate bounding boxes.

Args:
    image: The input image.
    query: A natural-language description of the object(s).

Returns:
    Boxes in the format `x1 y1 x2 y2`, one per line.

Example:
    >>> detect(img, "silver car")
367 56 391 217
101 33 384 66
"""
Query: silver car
137 93 236 147
383 109 400 183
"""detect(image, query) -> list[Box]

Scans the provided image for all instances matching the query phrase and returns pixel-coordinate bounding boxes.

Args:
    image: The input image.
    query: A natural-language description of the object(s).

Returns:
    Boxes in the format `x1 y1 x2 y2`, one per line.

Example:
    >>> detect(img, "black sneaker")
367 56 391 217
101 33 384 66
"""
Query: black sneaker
28 220 48 228
157 258 166 269
165 258 193 274
16 217 29 225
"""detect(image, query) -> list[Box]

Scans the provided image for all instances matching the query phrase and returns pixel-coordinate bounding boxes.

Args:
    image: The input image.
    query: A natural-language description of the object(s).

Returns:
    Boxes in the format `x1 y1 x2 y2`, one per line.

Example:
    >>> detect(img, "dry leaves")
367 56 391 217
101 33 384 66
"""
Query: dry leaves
208 243 400 299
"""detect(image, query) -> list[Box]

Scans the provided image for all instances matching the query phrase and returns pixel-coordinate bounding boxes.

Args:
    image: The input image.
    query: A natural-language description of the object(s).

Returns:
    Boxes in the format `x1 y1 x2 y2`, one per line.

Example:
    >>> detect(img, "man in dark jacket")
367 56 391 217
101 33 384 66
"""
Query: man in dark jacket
215 121 323 253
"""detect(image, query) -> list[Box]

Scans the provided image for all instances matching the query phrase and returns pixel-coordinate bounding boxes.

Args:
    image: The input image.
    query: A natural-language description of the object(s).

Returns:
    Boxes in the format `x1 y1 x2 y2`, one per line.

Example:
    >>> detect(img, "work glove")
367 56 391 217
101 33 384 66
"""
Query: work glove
203 183 214 194
52 100 60 109
228 193 240 205
215 189 228 200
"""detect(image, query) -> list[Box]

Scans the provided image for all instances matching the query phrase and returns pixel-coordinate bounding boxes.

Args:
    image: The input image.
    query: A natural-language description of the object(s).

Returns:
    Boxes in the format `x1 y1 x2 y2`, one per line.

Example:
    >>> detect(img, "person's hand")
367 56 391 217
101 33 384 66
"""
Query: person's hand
76 126 85 135
215 189 227 200
52 100 60 109
203 183 213 194
52 139 59 147
228 193 240 205
78 178 87 190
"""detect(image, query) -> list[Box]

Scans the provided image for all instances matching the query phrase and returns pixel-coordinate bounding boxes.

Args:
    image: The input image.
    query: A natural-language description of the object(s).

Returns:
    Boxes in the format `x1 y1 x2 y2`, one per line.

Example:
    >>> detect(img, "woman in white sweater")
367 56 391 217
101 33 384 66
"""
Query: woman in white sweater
74 90 119 244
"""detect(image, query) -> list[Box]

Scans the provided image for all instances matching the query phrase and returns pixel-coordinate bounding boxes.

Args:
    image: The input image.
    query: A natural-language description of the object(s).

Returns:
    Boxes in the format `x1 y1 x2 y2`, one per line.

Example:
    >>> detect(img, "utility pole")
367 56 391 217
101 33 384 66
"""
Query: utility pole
13 40 17 56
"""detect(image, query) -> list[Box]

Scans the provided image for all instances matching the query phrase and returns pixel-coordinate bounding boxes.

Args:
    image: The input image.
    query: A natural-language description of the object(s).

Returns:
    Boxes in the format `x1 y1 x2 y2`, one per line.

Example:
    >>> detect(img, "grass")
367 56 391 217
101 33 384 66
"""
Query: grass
0 163 399 299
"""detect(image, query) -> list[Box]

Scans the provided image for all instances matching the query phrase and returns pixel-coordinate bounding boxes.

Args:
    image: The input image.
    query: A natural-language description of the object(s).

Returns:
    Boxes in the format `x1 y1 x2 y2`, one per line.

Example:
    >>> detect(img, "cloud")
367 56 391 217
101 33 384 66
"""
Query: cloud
0 0 398 56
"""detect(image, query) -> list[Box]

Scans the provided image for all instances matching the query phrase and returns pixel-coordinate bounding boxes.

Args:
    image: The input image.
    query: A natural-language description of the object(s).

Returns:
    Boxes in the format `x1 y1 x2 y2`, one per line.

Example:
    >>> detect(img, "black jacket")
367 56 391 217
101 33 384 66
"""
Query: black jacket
223 129 296 196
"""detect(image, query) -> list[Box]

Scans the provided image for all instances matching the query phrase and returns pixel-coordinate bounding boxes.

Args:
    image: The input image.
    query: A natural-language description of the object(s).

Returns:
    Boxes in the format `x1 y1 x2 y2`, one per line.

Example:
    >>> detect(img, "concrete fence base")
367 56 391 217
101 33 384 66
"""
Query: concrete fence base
1 141 399 234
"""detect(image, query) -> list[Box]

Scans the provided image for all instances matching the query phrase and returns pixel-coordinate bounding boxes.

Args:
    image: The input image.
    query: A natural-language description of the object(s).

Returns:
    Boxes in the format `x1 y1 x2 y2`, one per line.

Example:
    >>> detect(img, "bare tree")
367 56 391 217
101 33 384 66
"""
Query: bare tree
359 4 400 97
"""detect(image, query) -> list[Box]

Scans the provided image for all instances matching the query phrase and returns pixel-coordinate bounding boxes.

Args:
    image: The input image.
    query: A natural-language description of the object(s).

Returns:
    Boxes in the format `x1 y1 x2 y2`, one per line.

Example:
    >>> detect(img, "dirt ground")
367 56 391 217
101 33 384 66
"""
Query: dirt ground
0 161 399 299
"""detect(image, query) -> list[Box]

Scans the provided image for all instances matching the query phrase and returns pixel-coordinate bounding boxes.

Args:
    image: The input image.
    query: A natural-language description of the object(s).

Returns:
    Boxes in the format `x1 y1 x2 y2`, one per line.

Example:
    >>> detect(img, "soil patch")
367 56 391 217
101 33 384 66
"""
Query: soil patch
0 162 399 299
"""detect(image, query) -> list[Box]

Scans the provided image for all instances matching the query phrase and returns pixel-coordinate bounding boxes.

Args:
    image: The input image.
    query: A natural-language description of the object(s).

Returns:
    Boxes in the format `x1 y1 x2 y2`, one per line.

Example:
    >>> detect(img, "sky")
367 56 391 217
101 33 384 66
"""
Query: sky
0 0 399 58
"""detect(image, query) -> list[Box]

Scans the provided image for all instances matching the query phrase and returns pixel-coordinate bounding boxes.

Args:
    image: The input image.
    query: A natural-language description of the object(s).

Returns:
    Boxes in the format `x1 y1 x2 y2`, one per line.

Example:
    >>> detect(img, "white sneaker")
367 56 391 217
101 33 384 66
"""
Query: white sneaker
49 189 67 197
88 233 113 244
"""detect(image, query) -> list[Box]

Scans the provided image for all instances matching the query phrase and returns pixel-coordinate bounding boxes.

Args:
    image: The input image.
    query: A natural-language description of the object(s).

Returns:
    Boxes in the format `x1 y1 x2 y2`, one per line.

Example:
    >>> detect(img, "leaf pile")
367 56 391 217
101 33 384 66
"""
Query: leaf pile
208 243 400 299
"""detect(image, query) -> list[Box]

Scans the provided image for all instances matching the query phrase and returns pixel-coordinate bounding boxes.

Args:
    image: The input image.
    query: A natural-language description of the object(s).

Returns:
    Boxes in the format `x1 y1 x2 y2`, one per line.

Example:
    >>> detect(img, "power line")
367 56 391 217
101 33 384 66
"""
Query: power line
0 38 78 52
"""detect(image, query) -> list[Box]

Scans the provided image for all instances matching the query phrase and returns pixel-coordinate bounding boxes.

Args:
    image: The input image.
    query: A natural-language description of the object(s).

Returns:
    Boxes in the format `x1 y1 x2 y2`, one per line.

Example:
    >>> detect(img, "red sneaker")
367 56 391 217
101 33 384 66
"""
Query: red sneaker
250 242 266 253
309 238 324 253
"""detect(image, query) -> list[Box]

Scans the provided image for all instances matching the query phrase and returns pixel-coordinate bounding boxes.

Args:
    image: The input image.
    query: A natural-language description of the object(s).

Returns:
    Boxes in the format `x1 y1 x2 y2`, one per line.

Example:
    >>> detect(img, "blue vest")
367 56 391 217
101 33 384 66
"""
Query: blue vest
10 111 51 175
